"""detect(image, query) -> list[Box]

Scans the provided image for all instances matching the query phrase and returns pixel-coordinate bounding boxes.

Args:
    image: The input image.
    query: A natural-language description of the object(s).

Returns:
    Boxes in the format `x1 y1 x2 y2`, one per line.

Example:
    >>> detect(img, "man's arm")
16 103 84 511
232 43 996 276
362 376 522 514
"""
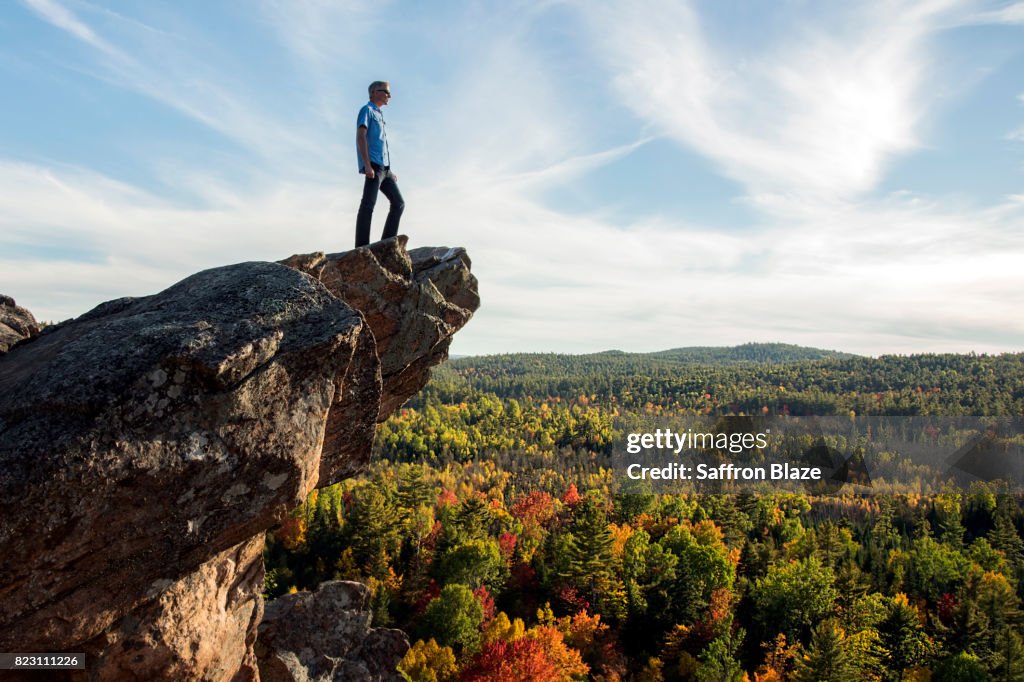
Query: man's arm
356 126 375 179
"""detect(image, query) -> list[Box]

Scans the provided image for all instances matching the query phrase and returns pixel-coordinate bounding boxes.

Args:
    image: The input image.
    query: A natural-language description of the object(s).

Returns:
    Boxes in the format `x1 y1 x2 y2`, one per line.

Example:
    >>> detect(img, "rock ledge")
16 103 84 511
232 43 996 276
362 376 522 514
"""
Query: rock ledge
0 237 478 680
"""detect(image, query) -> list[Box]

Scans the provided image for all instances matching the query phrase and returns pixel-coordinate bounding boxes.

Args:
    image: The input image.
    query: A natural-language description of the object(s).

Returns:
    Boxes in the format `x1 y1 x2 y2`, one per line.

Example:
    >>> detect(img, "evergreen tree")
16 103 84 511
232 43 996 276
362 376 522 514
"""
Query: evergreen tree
991 627 1024 682
990 500 1024 591
793 620 857 682
695 624 745 682
931 652 989 682
450 496 491 543
560 494 619 612
433 538 506 592
397 464 435 511
941 594 992 662
934 490 966 548
878 594 936 680
346 483 401 578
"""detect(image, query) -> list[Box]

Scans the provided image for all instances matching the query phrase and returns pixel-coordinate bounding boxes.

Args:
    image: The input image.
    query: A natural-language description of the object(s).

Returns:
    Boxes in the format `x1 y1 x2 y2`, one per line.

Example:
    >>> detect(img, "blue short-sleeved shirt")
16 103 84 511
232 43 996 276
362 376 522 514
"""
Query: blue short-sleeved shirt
356 101 389 172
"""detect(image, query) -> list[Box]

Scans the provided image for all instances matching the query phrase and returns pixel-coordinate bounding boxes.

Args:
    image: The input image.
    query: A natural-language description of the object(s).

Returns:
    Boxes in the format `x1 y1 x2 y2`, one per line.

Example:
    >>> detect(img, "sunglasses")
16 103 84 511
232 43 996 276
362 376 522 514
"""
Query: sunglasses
376 90 392 96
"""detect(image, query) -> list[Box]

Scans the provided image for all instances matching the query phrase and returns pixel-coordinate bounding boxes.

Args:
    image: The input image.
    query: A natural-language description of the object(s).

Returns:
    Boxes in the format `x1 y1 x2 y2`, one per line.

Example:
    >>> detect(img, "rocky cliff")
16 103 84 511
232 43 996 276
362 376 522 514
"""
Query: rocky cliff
0 236 478 681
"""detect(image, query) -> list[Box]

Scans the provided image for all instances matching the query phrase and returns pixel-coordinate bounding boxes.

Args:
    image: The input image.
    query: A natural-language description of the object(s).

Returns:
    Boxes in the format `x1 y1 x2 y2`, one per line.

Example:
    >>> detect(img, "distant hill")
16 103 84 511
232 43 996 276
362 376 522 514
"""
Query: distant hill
436 344 857 395
450 343 854 371
647 342 857 364
430 346 1024 416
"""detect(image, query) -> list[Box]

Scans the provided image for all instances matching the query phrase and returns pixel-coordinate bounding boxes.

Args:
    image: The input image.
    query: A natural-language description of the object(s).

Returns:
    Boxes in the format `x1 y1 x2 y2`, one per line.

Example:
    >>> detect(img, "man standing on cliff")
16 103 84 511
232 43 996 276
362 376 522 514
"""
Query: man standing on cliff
355 80 405 248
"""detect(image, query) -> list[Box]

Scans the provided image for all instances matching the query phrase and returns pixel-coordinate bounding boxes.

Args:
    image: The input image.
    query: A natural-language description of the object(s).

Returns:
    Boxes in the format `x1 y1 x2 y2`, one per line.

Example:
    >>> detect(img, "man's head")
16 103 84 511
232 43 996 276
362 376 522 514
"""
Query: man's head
368 81 391 106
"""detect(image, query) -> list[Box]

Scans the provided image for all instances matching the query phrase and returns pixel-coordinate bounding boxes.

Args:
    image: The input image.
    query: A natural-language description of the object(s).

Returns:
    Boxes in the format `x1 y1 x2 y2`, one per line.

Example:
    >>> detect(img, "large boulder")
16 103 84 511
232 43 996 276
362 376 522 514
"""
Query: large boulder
0 237 478 680
256 581 409 682
0 294 40 353
281 236 479 420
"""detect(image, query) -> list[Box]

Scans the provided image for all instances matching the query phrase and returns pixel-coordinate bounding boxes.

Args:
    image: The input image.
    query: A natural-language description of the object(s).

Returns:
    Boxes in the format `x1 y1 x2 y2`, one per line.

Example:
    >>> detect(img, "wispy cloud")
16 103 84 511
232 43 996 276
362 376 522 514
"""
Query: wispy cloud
259 0 378 69
575 0 964 202
3 1 1023 356
967 1 1024 25
22 0 122 58
21 0 331 166
1009 92 1024 142
8 153 1023 353
257 0 384 128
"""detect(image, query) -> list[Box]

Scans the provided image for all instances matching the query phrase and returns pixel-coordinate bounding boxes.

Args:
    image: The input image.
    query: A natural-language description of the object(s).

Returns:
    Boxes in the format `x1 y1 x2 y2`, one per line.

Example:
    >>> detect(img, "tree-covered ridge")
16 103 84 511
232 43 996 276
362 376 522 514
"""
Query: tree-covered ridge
649 343 855 364
430 351 1024 416
265 350 1024 680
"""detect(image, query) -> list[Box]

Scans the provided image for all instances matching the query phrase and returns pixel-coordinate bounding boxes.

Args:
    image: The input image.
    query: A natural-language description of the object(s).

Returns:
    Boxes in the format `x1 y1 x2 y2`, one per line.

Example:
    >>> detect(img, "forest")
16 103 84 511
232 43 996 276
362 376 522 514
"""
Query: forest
265 345 1024 680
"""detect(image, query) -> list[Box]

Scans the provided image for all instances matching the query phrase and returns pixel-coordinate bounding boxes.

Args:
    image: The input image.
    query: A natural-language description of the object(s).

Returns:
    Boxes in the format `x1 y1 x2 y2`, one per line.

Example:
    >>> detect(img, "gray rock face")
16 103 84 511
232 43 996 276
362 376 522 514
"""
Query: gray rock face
256 581 409 682
0 237 478 680
281 236 479 423
0 294 40 353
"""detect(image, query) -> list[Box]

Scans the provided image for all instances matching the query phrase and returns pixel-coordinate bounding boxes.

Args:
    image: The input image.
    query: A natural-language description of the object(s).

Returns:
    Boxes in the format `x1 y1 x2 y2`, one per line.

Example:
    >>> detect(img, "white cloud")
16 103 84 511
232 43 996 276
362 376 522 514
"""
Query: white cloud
22 0 123 58
259 0 377 68
4 152 1024 357
4 1 1024 356
967 1 1024 25
21 0 332 167
574 0 965 202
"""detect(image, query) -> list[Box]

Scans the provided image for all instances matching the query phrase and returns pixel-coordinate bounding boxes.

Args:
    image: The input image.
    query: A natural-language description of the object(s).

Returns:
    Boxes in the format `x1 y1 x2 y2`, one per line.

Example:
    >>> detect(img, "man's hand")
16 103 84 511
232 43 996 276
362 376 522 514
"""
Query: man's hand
356 126 374 179
391 172 398 182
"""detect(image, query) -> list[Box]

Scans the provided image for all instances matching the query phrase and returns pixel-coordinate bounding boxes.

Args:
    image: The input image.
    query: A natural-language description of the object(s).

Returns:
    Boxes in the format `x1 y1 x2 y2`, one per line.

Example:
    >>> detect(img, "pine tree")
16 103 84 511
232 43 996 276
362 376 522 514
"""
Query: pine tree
878 594 936 679
991 627 1024 682
695 623 745 682
793 620 857 682
990 499 1024 588
932 652 989 682
561 493 621 617
346 484 401 578
397 463 434 511
450 495 491 544
934 491 966 548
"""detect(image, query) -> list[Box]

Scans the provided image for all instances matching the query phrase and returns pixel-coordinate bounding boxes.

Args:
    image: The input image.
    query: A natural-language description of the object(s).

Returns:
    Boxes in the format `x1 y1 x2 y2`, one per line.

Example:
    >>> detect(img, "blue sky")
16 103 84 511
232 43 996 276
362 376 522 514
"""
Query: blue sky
2 0 1023 356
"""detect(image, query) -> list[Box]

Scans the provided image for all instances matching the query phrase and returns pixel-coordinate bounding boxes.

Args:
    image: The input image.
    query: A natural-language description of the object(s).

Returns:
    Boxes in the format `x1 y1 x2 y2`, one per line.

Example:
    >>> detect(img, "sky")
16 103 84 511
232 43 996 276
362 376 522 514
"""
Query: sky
1 0 1023 357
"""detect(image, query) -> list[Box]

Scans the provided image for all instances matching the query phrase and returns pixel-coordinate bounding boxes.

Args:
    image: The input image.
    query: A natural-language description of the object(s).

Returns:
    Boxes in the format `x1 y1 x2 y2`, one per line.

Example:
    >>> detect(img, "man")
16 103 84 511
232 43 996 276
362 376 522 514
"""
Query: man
355 80 405 248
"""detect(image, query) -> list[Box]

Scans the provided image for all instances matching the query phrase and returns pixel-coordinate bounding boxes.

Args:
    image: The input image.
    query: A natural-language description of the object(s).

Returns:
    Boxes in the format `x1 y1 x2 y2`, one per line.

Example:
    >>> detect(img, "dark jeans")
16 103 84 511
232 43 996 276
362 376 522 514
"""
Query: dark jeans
355 163 405 247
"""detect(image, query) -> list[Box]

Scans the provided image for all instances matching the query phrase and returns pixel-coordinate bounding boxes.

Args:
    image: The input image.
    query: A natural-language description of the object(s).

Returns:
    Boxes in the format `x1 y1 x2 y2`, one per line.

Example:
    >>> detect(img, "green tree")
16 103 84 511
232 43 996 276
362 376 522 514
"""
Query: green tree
990 500 1024 589
904 535 970 602
695 625 745 682
622 529 678 621
434 539 506 592
420 584 485 653
793 620 858 682
397 463 435 511
346 483 401 578
934 490 966 547
878 594 936 680
932 652 989 682
561 493 622 617
752 557 838 642
444 495 491 547
991 627 1024 682
662 523 736 627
